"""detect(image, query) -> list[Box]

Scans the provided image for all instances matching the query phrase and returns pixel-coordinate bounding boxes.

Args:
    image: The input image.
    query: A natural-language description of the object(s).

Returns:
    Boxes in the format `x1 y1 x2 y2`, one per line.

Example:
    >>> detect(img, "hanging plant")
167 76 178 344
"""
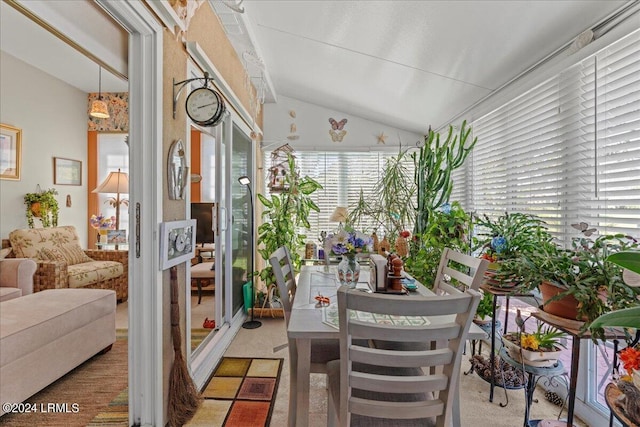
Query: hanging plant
24 187 59 228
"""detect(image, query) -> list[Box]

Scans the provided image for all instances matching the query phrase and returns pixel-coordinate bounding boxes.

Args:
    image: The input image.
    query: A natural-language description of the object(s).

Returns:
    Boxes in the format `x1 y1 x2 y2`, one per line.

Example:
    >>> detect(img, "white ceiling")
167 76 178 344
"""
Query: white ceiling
1 0 632 136
220 0 629 134
0 1 128 94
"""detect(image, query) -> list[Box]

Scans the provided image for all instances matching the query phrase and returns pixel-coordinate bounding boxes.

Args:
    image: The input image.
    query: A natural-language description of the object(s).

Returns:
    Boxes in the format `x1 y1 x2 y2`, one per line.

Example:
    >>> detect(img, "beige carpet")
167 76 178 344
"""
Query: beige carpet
0 331 127 427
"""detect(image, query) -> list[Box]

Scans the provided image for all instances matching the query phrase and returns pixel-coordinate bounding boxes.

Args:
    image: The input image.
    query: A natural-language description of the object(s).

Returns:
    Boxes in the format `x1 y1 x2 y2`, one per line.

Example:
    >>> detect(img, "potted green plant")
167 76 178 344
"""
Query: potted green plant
473 290 496 324
502 322 567 367
24 188 59 228
498 231 640 333
589 251 640 330
474 212 552 263
403 201 471 288
256 154 322 287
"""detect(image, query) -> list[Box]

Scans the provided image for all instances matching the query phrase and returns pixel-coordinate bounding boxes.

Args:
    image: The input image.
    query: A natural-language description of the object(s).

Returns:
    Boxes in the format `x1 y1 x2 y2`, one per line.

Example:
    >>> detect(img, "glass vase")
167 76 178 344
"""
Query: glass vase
337 254 360 288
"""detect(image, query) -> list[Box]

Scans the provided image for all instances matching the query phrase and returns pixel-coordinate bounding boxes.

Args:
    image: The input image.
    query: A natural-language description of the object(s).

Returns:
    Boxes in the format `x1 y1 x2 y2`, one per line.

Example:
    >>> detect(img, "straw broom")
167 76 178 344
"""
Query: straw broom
167 266 202 426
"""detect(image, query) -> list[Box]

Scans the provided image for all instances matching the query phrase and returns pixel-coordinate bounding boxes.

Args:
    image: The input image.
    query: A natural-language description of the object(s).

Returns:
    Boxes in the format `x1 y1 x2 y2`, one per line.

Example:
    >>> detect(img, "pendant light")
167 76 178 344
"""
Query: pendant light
89 66 110 119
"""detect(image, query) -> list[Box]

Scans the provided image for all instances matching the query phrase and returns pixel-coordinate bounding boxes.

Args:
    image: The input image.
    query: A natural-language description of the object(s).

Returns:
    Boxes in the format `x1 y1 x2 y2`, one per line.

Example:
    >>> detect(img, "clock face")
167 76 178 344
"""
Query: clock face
185 87 224 126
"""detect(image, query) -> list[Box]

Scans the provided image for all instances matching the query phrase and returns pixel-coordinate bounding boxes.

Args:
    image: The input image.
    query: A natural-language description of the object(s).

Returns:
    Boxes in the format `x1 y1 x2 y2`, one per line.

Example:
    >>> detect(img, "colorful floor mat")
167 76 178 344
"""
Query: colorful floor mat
187 357 284 427
89 357 283 427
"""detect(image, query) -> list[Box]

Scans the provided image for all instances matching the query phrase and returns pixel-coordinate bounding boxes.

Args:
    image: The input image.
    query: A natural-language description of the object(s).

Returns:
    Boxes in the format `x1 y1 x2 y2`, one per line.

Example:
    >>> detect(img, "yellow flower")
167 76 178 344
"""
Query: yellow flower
521 334 539 351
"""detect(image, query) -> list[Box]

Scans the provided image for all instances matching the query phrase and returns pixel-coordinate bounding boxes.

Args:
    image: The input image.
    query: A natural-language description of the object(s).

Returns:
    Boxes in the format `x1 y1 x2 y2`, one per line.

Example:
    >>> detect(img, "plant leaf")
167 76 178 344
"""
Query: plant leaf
606 251 640 274
589 306 640 329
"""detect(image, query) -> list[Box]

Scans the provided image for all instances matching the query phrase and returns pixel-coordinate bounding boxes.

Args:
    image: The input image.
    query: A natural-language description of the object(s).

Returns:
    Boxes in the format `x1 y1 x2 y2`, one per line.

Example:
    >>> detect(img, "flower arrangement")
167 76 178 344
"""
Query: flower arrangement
90 214 116 230
327 228 373 257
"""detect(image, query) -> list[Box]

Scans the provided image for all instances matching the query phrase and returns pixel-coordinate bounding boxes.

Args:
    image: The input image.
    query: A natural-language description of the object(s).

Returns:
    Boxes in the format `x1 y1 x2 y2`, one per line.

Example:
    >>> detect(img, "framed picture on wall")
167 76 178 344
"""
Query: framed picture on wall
159 219 196 270
53 157 82 185
0 124 22 180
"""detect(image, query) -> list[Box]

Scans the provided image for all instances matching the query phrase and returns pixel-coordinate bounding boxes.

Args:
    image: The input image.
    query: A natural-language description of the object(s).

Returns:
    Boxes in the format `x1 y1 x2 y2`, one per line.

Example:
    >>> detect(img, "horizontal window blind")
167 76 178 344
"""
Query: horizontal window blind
467 28 640 242
262 151 412 242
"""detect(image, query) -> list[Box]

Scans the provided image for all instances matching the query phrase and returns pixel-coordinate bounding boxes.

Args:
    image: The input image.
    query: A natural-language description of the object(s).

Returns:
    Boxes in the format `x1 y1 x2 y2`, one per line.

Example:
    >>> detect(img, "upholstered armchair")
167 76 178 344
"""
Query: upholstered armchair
4 226 128 302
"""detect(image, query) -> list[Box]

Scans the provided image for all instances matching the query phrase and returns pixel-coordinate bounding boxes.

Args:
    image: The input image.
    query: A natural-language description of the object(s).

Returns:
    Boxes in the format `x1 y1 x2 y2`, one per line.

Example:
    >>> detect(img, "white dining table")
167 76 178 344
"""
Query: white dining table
287 265 488 426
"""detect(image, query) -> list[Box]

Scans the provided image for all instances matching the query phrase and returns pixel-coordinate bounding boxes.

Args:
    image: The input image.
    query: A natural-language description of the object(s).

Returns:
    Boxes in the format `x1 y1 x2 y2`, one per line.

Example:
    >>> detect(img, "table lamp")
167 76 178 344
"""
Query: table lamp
329 206 349 229
93 168 129 249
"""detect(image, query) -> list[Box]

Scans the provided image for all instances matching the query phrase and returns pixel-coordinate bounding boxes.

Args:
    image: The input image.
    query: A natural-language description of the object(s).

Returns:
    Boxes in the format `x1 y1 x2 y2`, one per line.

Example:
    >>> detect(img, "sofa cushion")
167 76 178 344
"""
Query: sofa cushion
0 248 12 259
67 261 123 288
0 289 116 367
40 244 94 265
8 226 80 259
0 287 21 302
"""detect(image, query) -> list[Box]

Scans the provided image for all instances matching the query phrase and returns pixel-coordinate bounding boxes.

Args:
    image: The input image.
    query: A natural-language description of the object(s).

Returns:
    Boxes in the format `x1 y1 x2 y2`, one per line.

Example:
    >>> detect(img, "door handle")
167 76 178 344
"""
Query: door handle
219 206 228 232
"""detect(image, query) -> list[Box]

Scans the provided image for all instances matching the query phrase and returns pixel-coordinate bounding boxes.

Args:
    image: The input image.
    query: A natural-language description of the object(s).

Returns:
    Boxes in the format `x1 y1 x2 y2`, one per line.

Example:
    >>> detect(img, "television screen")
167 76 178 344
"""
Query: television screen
191 202 215 245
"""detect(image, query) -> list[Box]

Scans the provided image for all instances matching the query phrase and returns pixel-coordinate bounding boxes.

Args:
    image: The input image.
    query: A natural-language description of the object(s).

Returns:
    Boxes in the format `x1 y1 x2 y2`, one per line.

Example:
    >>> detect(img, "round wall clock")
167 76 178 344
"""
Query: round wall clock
185 87 225 126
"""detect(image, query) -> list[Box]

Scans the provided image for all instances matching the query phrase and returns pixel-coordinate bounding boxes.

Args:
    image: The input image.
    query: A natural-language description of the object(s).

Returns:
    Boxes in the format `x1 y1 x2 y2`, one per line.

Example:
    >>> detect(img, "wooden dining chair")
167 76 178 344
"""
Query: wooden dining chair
269 246 340 374
326 286 481 427
433 247 489 295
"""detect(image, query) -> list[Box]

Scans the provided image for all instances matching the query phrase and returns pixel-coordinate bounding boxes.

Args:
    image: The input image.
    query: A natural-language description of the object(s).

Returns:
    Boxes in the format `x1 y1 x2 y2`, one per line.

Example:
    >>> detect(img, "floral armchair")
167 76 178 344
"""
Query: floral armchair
3 225 128 302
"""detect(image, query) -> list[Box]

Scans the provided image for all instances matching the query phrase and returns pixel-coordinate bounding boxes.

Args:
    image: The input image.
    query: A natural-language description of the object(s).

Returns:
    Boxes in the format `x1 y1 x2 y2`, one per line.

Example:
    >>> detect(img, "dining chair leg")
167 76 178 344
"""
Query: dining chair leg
327 387 337 427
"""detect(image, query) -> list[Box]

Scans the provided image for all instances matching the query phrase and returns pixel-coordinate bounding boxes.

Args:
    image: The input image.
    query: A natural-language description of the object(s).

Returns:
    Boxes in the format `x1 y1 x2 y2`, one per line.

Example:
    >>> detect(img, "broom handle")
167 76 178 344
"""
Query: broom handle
170 266 182 352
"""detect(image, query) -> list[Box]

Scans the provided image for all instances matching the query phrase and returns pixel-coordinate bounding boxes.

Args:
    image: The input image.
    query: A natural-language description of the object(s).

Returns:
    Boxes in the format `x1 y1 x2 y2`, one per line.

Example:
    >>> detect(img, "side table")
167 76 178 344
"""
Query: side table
480 284 536 402
532 309 625 427
500 348 568 427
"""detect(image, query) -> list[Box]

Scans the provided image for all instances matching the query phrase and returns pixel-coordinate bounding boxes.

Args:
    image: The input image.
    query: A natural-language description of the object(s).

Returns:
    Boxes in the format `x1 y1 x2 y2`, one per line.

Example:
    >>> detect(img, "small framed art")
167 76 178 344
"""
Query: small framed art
0 124 22 180
160 219 196 270
107 230 127 244
53 157 82 185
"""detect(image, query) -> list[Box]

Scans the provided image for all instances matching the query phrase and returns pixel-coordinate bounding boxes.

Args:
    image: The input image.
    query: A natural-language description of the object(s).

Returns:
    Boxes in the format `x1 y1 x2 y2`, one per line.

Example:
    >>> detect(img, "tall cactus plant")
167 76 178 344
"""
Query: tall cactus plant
412 120 476 236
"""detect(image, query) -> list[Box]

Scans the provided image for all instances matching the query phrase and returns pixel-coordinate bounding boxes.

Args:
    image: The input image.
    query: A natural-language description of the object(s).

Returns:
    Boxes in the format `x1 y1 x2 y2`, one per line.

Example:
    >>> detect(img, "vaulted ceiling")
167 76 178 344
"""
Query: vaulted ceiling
215 0 630 134
1 0 633 137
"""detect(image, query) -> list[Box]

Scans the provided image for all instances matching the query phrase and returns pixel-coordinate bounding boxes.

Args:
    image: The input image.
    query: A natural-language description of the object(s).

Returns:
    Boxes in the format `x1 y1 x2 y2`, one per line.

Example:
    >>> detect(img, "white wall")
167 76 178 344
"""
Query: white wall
263 95 422 152
0 51 89 244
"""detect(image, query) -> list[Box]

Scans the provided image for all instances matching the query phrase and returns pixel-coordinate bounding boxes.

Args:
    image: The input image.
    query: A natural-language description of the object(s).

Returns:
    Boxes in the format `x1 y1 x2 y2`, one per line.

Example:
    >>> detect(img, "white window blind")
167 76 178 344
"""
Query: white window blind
262 151 410 241
467 28 640 241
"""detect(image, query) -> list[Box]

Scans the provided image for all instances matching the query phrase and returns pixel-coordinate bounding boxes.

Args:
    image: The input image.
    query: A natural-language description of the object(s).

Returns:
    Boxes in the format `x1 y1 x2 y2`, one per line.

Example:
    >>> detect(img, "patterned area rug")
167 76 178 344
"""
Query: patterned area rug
89 356 283 427
186 357 284 427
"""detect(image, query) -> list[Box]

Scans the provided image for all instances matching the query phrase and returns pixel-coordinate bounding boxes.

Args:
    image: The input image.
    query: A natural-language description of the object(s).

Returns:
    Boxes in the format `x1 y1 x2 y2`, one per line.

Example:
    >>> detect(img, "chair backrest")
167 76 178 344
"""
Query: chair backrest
336 286 481 427
268 246 297 326
433 248 489 296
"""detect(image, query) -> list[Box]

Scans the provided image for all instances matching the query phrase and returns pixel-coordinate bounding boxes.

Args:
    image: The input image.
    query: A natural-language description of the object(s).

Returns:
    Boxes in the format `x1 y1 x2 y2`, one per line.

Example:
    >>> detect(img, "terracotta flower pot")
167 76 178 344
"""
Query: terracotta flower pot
539 281 581 320
30 202 42 217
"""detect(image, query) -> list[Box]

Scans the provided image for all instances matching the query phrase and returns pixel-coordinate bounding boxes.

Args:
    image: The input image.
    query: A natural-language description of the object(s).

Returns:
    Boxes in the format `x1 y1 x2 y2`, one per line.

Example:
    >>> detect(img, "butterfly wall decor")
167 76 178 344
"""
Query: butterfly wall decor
328 118 348 142
571 221 597 236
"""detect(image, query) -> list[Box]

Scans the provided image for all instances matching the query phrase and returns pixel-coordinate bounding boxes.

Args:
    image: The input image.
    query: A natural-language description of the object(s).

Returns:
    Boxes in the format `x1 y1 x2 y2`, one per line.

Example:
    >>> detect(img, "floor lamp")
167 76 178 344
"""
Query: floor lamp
238 175 261 329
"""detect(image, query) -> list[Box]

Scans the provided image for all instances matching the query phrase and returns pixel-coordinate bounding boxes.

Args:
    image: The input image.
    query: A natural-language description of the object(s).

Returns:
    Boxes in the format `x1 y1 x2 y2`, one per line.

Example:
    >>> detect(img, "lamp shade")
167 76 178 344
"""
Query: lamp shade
93 170 129 194
329 206 348 222
90 99 110 119
89 65 110 119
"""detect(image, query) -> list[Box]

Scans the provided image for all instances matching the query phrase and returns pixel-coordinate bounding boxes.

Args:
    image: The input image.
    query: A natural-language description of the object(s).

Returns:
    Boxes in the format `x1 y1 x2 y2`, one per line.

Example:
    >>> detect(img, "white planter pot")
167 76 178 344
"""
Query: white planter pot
502 335 562 367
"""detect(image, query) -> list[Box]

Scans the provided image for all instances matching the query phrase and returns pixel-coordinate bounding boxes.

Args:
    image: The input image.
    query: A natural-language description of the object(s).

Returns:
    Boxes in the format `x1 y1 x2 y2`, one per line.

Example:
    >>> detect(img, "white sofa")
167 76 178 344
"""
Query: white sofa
0 258 37 302
0 288 116 415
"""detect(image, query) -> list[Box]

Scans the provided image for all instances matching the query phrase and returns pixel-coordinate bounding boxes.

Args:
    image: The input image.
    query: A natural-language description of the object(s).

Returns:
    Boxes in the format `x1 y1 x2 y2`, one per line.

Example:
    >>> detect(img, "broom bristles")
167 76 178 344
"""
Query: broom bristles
167 266 202 426
167 351 202 426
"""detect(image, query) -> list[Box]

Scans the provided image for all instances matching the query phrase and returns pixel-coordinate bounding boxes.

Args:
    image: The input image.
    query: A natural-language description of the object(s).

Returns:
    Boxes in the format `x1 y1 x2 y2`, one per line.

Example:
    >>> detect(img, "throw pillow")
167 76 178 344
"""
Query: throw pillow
0 247 12 259
40 244 94 265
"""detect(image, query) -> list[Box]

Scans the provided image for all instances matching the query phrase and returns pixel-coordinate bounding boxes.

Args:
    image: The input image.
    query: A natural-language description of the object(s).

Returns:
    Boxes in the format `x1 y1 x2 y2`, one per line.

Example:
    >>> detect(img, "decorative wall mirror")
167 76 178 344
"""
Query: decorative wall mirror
168 139 188 200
